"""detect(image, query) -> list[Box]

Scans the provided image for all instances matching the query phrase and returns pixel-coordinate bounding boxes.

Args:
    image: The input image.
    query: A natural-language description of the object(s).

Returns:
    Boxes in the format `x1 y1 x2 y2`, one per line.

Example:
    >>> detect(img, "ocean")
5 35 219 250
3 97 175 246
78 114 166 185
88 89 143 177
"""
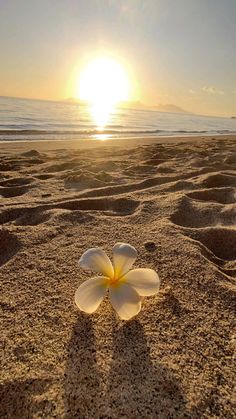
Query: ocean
0 96 235 142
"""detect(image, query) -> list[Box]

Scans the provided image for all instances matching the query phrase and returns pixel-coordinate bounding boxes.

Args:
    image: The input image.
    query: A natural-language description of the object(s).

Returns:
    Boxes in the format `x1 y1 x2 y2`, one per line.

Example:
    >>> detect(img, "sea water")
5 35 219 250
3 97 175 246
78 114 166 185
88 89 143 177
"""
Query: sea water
0 96 235 142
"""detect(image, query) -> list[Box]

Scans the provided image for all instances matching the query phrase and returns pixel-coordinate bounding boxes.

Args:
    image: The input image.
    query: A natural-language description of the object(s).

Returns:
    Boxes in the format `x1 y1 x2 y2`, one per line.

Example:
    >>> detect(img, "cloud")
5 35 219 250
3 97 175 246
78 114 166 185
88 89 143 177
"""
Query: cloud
202 86 224 95
189 89 196 94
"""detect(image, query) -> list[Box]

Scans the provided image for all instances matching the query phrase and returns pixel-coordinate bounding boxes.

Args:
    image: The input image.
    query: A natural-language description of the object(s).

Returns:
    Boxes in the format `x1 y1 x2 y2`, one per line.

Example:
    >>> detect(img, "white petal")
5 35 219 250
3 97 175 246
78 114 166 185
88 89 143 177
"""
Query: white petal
124 268 160 296
109 282 141 320
75 277 108 314
79 248 114 278
113 242 137 278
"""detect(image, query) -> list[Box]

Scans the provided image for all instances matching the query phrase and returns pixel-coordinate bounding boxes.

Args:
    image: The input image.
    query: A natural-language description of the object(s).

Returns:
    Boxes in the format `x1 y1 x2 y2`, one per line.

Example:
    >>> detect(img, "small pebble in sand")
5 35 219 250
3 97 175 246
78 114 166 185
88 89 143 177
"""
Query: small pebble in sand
144 241 157 252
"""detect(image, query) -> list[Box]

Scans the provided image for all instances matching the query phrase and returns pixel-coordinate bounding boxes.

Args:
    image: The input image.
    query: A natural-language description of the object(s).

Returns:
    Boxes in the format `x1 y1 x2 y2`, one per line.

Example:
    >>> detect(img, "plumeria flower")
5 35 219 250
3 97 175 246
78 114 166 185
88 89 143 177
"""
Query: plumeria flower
75 243 160 320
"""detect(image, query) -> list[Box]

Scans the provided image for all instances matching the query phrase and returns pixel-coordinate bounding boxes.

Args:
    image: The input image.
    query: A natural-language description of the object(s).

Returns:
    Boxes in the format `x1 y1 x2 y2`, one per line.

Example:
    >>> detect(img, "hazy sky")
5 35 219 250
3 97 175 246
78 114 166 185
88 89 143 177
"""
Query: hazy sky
0 0 235 116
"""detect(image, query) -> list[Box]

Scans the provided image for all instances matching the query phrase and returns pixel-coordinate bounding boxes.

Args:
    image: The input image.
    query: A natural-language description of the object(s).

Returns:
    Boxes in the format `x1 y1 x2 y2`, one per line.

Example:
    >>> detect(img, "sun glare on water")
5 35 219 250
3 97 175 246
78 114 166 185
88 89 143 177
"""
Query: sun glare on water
78 57 130 129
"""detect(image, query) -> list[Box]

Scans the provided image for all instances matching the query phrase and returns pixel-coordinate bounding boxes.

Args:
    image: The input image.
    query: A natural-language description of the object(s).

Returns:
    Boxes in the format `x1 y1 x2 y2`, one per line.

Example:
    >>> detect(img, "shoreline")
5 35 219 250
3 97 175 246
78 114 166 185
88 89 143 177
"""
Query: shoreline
1 134 236 153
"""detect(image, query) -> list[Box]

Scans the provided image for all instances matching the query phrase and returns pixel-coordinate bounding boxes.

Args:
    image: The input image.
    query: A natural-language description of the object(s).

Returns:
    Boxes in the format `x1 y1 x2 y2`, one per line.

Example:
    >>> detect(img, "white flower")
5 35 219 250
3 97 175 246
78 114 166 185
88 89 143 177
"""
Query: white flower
75 242 160 320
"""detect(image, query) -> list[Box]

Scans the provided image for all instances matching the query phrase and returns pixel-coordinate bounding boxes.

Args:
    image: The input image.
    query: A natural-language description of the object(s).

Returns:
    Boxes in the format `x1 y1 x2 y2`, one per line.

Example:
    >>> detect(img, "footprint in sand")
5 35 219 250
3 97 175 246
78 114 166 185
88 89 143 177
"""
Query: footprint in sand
64 172 106 191
0 196 140 226
44 160 80 173
195 172 236 189
0 229 21 267
223 153 236 165
170 195 236 228
0 177 34 187
170 185 236 278
21 149 42 158
0 185 31 198
186 187 236 205
0 177 36 198
187 227 236 278
33 174 55 180
56 196 140 216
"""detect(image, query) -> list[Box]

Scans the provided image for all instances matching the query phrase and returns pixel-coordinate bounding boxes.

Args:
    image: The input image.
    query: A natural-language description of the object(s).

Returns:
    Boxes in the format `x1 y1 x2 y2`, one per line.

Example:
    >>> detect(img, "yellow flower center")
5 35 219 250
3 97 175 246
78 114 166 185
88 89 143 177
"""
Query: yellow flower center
106 270 126 287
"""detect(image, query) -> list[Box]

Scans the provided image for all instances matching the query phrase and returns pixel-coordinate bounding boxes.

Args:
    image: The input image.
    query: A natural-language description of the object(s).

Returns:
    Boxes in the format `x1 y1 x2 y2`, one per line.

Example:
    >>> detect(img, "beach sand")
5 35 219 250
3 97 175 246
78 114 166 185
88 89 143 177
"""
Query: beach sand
1 135 236 418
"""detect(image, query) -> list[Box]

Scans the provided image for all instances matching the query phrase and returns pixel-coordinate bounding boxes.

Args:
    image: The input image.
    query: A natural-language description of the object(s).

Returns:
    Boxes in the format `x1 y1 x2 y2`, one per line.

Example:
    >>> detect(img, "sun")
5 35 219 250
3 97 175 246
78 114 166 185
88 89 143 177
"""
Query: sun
77 56 130 129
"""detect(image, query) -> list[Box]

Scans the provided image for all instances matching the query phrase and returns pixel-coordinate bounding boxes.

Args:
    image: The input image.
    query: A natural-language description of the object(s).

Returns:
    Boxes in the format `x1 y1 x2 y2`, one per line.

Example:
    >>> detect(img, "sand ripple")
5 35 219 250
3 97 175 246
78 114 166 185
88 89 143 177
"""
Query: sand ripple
1 136 235 418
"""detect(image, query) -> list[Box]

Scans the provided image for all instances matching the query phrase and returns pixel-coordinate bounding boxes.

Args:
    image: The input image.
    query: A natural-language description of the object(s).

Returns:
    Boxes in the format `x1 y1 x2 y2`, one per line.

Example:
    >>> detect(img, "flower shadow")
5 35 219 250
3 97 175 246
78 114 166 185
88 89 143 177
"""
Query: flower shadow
107 320 189 418
64 313 101 418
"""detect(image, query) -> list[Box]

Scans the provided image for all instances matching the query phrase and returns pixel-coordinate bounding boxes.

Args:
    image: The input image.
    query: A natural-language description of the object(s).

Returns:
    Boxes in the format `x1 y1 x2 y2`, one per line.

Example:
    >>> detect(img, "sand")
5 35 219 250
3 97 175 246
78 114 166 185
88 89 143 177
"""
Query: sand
0 135 236 418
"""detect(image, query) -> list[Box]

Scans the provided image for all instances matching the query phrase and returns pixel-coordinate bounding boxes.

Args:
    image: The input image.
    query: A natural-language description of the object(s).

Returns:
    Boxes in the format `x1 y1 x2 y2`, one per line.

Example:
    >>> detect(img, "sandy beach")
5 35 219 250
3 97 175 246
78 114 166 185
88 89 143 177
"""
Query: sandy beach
1 135 236 418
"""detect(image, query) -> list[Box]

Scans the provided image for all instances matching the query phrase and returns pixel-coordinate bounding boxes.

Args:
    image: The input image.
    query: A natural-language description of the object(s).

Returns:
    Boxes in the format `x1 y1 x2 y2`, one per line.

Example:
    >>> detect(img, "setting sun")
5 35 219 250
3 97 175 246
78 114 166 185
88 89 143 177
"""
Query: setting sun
77 56 130 128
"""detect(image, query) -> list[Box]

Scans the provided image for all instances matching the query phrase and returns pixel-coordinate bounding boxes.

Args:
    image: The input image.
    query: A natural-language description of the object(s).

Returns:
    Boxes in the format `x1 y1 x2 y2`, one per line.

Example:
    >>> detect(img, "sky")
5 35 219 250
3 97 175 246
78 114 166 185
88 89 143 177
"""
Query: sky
0 0 235 116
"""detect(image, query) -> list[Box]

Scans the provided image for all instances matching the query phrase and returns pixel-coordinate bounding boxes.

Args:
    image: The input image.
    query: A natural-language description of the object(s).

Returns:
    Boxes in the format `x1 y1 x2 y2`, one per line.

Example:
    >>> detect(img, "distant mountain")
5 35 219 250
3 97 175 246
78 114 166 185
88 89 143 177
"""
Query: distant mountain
119 100 144 109
150 103 190 114
65 98 190 114
119 101 190 113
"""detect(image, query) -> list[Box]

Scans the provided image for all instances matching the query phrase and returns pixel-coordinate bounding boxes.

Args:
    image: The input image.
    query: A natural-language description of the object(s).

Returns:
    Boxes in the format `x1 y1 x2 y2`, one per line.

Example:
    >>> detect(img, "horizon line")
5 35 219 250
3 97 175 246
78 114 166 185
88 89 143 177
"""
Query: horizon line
0 94 233 119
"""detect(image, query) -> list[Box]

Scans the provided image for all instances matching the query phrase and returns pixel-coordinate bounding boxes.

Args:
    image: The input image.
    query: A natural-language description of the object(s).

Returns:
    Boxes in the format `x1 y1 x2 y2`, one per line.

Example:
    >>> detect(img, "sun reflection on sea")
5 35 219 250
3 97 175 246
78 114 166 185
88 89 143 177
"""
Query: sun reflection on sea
90 101 113 130
77 55 130 132
92 133 112 141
